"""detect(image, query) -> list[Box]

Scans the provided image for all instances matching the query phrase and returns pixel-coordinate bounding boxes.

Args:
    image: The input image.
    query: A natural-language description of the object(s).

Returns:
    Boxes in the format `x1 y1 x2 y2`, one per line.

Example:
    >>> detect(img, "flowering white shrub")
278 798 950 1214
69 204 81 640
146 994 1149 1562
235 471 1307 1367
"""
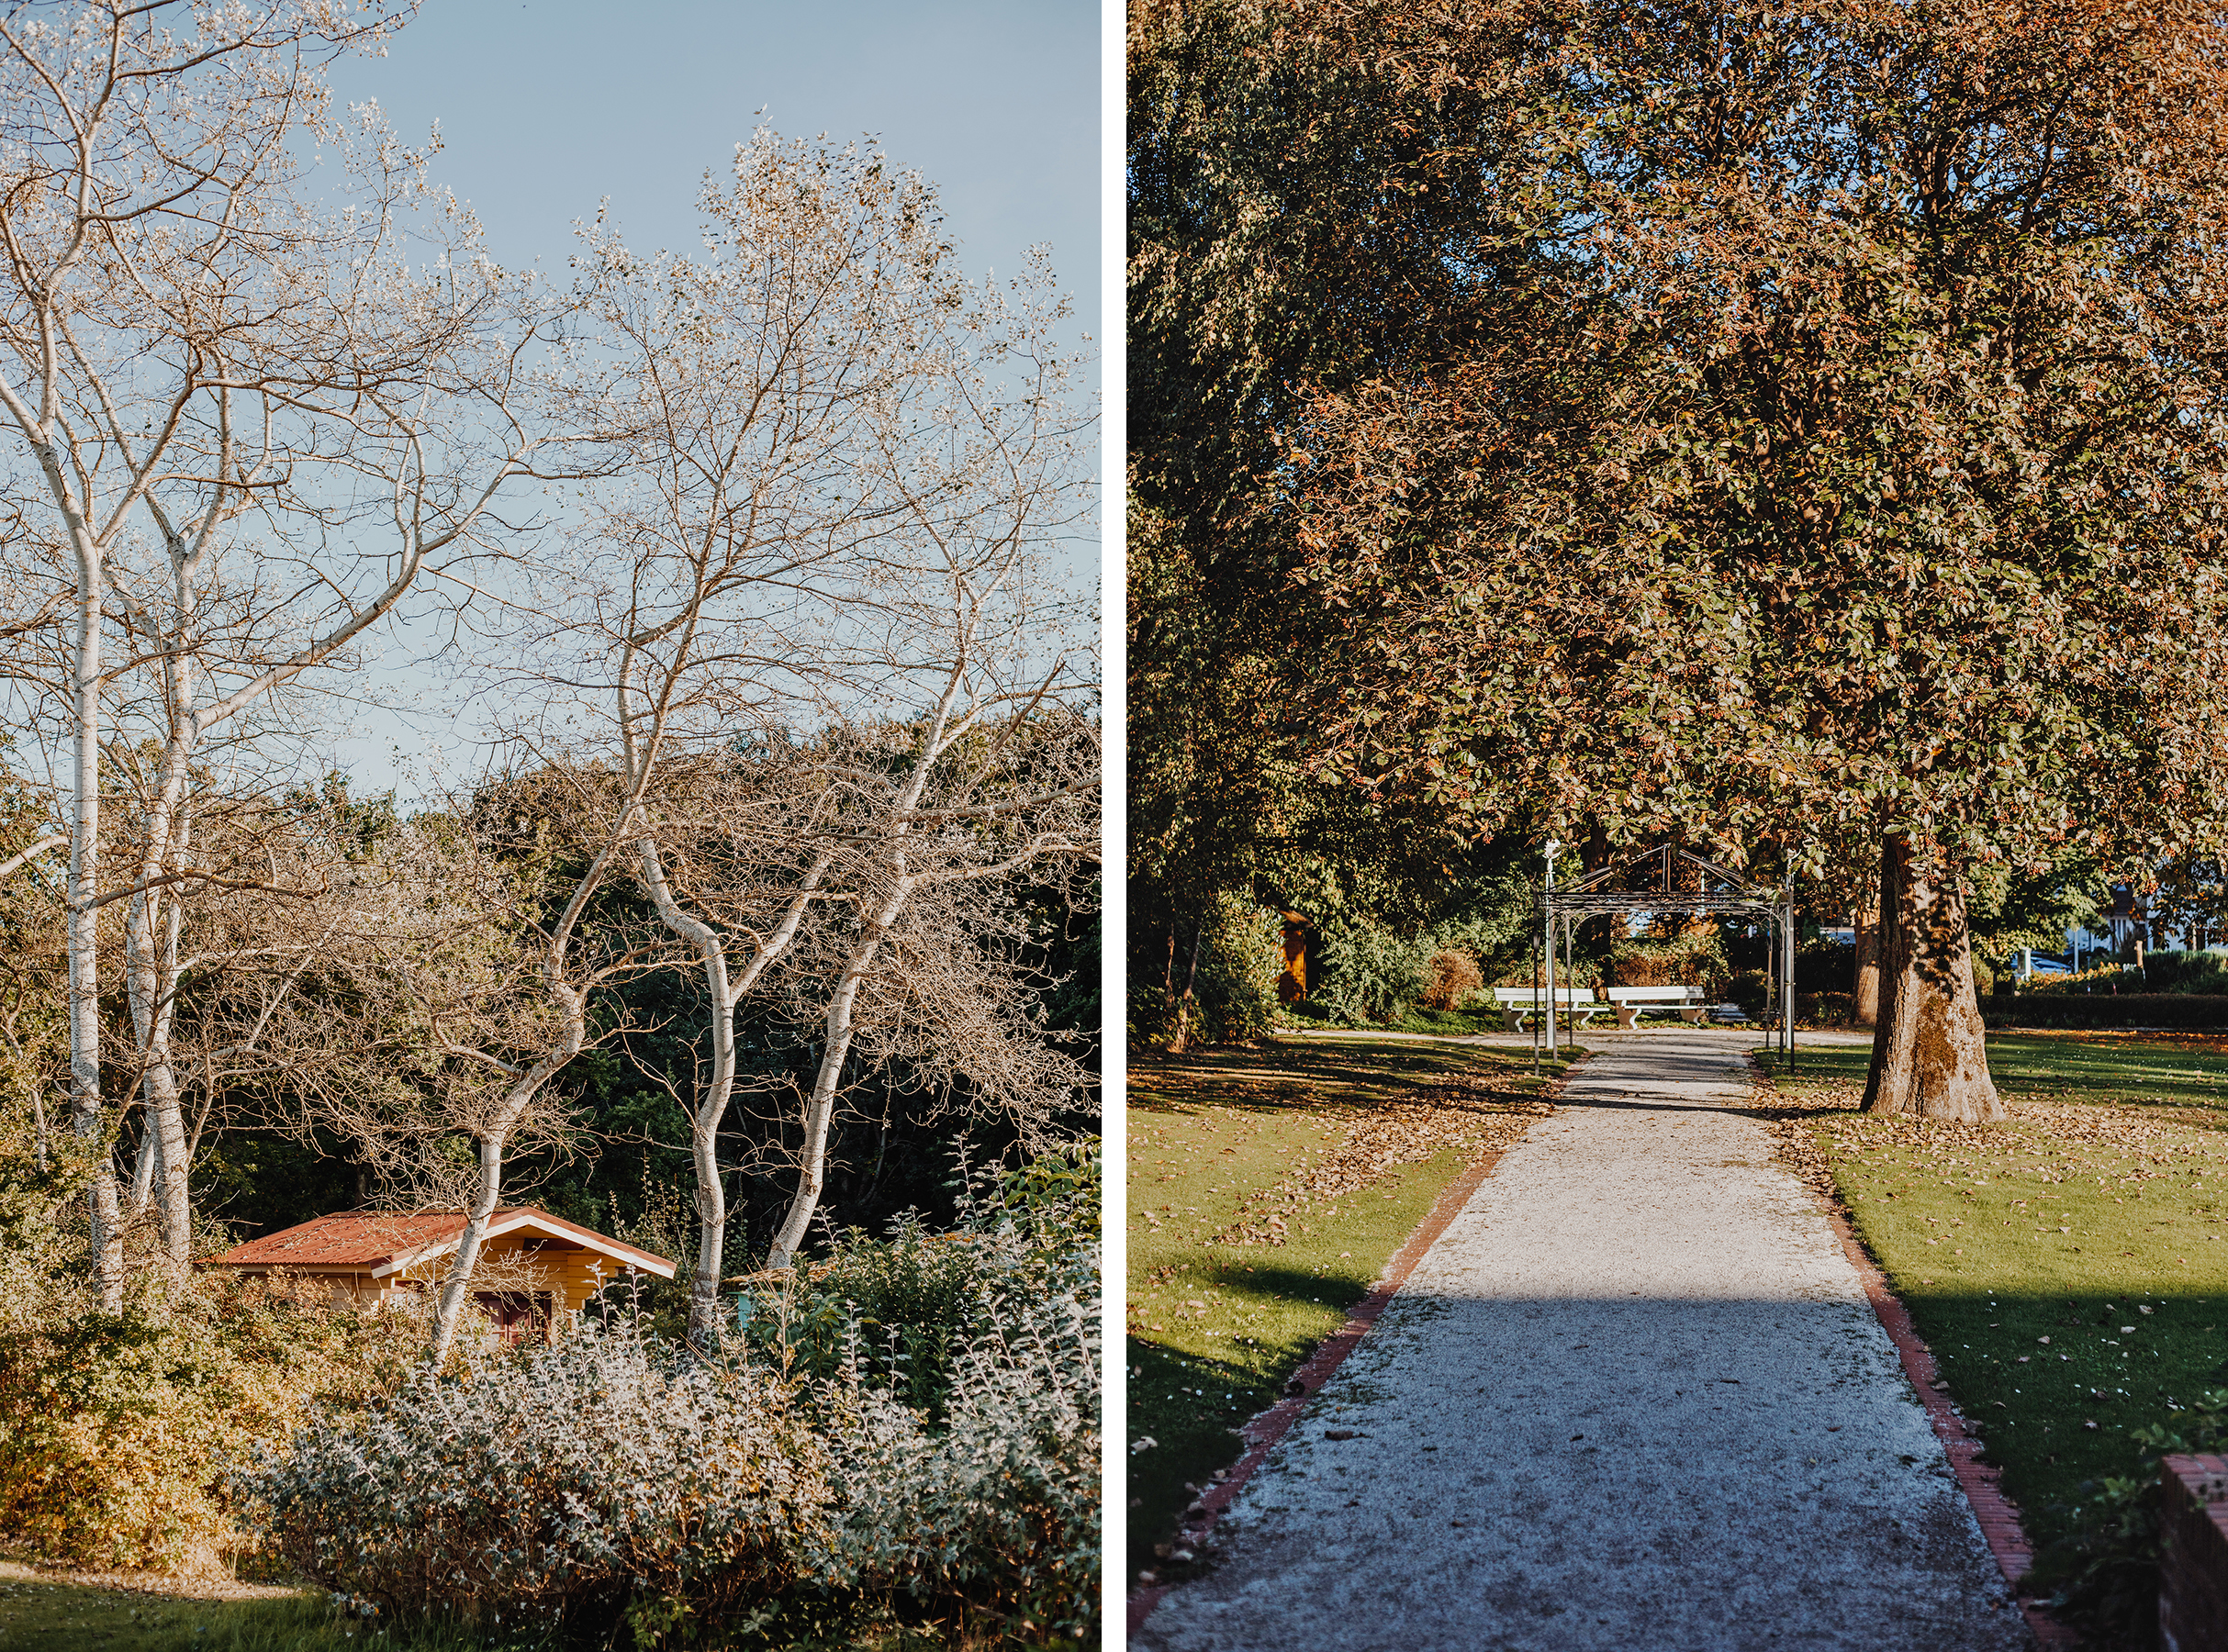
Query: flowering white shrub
808 1272 1100 1635
232 1156 1100 1640
778 1158 1103 1636
230 1317 831 1624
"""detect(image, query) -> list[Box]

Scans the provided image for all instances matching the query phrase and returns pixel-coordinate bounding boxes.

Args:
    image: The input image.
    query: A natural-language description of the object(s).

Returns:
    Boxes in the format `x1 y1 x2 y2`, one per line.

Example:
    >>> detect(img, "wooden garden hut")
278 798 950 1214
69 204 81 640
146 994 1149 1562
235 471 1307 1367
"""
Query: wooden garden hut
199 1206 675 1332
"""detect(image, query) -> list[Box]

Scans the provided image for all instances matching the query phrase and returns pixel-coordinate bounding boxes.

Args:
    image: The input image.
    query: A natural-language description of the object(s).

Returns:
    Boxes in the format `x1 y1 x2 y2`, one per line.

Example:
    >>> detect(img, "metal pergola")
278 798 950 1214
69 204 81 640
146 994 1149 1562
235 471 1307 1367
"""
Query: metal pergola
1535 842 1796 1070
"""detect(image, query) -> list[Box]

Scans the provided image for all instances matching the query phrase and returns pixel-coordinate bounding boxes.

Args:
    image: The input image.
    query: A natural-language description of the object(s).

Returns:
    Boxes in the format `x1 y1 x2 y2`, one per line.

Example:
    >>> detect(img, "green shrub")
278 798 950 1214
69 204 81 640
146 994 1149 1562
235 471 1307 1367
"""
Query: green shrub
1136 892 1282 1047
1797 992 1859 1028
1189 893 1283 1043
740 1146 1097 1423
2022 961 2143 996
0 1270 425 1572
1313 915 1428 1024
1980 994 2228 1030
1726 969 1773 1015
2028 1388 2228 1647
1793 939 1856 997
2129 951 2228 994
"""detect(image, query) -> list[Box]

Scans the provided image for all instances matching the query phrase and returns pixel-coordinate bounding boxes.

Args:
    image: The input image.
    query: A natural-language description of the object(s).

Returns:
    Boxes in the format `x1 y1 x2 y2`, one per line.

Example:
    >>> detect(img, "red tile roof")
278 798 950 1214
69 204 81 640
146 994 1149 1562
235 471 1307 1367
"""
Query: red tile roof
199 1206 674 1278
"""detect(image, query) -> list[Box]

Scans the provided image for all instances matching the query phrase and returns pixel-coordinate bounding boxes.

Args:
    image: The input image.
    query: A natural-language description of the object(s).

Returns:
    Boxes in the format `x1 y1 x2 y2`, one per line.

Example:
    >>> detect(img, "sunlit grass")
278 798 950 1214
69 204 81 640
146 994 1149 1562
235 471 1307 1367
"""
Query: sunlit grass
0 1579 379 1652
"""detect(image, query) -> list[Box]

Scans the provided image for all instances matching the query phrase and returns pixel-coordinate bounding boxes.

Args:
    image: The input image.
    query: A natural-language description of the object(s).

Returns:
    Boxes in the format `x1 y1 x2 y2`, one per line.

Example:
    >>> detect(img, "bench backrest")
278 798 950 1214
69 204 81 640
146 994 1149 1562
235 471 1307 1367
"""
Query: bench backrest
1603 986 1707 1003
1492 987 1597 1004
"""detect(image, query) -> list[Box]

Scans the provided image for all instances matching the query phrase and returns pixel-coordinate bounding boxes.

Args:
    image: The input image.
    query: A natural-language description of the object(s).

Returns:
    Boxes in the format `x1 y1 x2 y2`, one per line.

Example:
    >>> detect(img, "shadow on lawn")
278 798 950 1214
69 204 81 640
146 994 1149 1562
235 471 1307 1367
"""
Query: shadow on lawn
1130 1039 1531 1116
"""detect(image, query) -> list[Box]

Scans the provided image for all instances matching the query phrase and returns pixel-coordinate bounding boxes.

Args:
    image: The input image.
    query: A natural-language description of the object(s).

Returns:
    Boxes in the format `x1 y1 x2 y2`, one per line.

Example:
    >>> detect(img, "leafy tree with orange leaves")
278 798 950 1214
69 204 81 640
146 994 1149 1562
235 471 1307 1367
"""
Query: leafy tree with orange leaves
1276 0 2228 1118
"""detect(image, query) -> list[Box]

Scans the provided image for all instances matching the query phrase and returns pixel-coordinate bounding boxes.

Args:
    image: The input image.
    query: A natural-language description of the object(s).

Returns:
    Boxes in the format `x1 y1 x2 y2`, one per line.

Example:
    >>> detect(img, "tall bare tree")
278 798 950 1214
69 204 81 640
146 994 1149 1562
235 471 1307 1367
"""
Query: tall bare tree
0 0 557 1299
507 130 1096 1341
250 795 651 1364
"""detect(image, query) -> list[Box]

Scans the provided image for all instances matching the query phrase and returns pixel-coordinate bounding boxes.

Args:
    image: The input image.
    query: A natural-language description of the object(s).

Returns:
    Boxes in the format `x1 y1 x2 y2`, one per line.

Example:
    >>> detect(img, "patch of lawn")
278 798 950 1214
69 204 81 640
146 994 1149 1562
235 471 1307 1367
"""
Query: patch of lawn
1383 1005 1513 1037
1125 1034 1562 1574
0 1577 355 1652
0 1570 1000 1651
1761 1036 2228 1555
1783 1031 2228 1114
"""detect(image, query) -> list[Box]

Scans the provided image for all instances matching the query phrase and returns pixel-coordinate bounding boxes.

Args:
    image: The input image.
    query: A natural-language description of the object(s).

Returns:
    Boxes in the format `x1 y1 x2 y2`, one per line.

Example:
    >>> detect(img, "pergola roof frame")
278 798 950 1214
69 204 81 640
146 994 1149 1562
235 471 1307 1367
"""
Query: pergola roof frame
1541 843 1787 920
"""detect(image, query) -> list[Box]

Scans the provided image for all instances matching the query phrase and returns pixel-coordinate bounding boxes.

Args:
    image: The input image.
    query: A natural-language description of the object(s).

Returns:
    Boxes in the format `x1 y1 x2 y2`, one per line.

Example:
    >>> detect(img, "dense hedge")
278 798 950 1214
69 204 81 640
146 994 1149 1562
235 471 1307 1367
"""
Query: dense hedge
1980 993 2228 1029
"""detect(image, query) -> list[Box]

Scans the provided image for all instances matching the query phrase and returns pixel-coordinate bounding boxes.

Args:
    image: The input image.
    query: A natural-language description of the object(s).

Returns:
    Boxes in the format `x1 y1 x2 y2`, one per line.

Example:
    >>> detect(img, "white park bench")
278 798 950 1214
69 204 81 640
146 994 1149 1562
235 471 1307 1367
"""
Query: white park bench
1602 985 1711 1030
1491 986 1611 1032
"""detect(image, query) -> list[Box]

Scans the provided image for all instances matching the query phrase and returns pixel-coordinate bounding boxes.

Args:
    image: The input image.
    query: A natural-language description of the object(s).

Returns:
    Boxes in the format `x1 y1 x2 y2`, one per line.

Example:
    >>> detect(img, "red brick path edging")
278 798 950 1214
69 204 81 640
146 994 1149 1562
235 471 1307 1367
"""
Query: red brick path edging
1748 1053 2080 1649
1125 1054 1588 1638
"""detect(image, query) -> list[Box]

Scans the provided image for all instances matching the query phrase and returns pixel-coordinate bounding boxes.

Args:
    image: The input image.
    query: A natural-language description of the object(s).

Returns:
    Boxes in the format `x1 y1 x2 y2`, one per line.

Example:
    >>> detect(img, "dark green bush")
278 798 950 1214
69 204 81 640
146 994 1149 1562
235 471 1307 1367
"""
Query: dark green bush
2028 1389 2228 1648
1796 992 1858 1028
1794 940 1856 996
1131 893 1282 1045
1981 994 2228 1030
1314 914 1429 1024
1726 969 1773 1015
740 1147 1098 1421
2135 951 2228 994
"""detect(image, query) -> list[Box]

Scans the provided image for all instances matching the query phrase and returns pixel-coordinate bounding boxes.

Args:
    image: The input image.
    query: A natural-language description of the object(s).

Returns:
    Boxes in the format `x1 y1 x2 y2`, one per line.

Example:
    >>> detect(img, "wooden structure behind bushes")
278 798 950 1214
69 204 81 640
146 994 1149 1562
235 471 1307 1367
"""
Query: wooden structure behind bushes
1279 913 1311 1002
200 1207 676 1321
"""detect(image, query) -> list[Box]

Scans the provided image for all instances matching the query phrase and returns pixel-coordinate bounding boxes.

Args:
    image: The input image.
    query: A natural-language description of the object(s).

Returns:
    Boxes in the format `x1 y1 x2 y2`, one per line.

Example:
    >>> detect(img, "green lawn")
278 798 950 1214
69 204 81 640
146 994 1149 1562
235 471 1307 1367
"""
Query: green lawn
1125 1034 1564 1574
0 1570 984 1651
1815 1030 2228 1112
0 1577 353 1652
1763 1036 2228 1555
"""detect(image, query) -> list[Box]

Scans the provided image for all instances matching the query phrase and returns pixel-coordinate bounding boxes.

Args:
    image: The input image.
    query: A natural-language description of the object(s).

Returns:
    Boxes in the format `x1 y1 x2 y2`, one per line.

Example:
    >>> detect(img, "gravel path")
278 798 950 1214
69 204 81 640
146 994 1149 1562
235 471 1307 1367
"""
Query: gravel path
1136 1032 2032 1652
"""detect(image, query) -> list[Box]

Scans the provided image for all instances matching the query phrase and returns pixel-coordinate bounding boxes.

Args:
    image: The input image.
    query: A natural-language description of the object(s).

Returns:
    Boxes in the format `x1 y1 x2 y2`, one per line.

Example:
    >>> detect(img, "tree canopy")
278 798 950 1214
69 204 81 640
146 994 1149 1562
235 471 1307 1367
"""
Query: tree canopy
1132 0 2228 1115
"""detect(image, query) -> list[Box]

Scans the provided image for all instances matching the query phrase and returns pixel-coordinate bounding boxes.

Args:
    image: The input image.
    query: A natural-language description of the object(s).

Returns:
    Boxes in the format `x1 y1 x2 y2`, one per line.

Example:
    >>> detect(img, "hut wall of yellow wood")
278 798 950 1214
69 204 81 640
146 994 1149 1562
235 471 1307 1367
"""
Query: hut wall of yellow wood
385 1234 648 1312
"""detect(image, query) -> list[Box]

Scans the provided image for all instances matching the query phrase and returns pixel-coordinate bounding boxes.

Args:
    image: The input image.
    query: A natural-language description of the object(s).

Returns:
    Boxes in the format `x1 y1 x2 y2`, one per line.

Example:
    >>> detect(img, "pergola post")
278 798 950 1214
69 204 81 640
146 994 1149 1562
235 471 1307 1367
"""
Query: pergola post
1542 842 1560 1059
1784 887 1797 1072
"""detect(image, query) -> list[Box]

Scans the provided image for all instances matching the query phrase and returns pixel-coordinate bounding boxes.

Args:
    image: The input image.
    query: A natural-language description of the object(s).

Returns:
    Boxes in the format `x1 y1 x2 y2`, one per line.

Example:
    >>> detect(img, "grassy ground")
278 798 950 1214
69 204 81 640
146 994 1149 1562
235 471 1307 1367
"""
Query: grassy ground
1760 1035 2228 1555
0 1567 1002 1651
0 1576 363 1652
1125 1033 1566 1574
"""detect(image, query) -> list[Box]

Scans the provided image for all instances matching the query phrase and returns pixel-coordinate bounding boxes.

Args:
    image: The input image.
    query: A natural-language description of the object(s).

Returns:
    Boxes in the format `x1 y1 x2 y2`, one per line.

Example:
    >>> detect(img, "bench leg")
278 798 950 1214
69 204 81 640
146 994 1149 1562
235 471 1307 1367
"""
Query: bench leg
1615 1006 1639 1032
1679 1008 1705 1024
1502 1009 1527 1034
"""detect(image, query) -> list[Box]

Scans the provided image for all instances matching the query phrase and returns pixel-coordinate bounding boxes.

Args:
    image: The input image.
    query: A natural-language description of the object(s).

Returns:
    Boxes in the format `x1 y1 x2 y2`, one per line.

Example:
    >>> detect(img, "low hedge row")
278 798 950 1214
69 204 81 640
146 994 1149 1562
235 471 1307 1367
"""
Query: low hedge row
1980 993 2228 1029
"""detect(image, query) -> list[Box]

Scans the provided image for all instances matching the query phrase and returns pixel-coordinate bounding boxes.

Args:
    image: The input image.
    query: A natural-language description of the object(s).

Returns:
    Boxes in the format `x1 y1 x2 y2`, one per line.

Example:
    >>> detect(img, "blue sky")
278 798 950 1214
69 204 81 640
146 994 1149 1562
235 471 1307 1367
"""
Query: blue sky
314 0 1100 795
327 0 1098 326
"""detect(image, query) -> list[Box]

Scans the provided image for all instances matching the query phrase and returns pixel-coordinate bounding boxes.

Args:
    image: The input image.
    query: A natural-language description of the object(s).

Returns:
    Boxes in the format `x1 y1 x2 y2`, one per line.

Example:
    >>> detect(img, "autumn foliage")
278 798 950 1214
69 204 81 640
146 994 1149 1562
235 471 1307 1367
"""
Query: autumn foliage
1136 0 2228 1114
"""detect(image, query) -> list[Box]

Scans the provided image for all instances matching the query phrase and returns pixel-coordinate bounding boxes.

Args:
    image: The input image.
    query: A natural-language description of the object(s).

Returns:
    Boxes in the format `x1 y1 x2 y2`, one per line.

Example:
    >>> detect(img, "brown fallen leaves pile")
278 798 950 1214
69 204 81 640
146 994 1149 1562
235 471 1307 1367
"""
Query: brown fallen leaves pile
1214 1075 1554 1247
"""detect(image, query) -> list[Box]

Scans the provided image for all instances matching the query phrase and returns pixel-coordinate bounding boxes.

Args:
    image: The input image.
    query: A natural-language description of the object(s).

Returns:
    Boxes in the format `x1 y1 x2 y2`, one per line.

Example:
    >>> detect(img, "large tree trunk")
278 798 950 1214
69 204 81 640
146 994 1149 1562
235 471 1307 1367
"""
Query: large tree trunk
1864 835 2004 1121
